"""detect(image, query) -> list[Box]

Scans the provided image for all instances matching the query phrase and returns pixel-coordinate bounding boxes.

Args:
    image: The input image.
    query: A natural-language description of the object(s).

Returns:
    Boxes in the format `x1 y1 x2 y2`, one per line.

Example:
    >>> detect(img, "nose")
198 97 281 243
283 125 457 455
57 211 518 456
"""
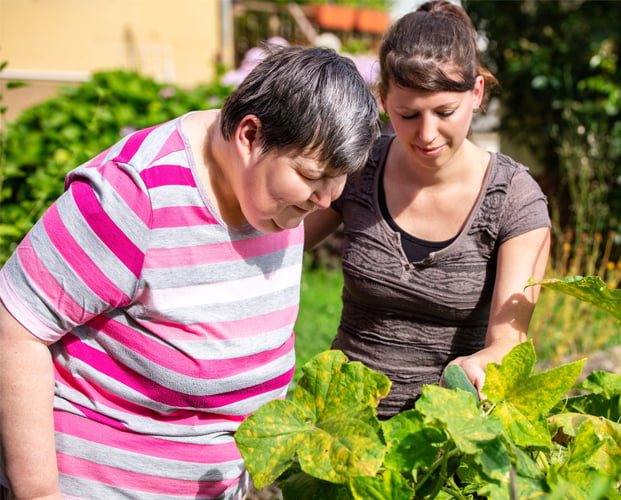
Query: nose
418 114 438 144
310 175 347 209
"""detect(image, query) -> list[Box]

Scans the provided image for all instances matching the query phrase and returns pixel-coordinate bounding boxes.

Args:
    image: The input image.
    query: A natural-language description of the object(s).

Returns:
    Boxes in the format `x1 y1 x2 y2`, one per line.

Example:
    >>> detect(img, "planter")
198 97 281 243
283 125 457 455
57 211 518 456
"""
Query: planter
355 7 389 34
314 4 357 32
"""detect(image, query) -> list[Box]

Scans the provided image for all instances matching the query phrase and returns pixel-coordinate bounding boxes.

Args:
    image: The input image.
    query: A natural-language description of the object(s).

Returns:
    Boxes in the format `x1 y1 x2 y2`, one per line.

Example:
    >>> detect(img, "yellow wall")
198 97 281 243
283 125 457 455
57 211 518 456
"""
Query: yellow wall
0 0 229 121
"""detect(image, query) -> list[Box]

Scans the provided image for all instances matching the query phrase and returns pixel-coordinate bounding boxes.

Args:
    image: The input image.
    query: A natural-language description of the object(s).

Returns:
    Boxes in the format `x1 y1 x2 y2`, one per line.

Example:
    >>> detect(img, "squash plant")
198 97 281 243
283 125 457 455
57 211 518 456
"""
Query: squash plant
235 276 621 499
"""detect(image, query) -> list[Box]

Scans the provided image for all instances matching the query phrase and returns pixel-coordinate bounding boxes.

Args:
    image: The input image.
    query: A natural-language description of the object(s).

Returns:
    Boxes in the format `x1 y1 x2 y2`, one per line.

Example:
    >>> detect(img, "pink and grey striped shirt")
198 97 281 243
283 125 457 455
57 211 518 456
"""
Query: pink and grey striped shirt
0 114 303 499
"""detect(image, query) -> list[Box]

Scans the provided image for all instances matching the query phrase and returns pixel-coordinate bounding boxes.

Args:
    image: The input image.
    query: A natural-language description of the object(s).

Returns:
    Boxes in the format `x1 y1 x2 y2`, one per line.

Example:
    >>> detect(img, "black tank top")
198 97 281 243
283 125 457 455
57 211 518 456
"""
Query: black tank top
378 167 456 262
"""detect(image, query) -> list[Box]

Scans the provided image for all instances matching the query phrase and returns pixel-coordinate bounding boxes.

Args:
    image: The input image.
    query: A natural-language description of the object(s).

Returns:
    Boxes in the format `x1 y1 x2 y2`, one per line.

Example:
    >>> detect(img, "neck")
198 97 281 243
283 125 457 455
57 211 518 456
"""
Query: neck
199 113 247 228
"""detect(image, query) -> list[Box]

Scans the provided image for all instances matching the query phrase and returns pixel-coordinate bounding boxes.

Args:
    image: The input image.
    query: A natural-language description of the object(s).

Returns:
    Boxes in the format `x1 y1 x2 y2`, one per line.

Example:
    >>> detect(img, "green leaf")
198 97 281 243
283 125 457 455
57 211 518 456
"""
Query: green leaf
236 350 391 488
484 341 584 418
348 470 415 500
235 399 312 489
381 409 446 474
576 370 621 398
280 473 352 500
532 275 621 322
562 393 620 422
548 418 621 498
292 350 391 483
417 384 511 482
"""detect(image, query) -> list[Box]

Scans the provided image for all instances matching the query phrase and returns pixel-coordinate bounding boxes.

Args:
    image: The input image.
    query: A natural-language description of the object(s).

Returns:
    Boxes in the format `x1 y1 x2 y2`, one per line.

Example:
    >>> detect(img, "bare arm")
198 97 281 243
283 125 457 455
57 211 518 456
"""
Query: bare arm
303 207 343 251
0 302 61 500
451 226 551 396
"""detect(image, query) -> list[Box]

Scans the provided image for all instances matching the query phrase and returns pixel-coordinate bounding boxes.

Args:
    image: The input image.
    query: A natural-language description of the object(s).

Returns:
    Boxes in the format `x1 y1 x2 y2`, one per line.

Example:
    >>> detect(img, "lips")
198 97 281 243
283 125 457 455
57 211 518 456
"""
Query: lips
416 144 445 156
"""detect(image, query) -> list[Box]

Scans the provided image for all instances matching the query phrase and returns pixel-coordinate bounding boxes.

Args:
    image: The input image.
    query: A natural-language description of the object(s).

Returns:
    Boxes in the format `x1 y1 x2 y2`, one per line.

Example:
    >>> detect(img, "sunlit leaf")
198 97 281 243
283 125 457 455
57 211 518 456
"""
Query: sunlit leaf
292 350 390 483
235 399 312 489
548 418 621 498
531 275 621 321
493 402 551 448
575 370 621 397
236 350 390 488
417 385 511 482
484 341 584 418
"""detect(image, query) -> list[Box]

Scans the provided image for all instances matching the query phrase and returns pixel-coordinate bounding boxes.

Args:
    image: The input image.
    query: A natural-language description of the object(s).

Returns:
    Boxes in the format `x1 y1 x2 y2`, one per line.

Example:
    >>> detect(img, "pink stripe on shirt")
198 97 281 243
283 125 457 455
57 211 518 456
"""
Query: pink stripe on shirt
70 181 144 278
116 125 158 162
87 315 294 378
56 452 242 497
61 334 294 408
141 164 196 189
137 304 299 341
43 204 131 308
150 205 217 229
145 231 302 267
16 235 92 330
55 411 243 462
95 161 152 226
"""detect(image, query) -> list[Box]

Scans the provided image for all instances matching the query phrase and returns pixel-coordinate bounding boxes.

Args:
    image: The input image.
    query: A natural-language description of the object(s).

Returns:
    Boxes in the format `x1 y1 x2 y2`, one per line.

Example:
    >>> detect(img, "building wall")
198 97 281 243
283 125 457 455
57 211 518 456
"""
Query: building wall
0 0 231 122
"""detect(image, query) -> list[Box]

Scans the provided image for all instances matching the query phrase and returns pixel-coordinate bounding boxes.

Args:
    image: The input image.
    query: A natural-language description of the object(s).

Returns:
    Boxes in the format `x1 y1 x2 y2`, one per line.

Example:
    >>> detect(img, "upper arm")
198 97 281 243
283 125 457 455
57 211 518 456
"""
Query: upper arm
486 226 551 345
303 208 343 251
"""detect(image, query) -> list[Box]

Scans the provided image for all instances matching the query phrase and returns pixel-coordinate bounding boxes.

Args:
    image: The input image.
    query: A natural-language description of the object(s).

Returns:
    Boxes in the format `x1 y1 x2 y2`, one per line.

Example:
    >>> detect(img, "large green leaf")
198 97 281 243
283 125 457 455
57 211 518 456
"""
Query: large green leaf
381 409 446 474
532 275 621 322
417 384 511 483
483 341 585 447
235 350 391 488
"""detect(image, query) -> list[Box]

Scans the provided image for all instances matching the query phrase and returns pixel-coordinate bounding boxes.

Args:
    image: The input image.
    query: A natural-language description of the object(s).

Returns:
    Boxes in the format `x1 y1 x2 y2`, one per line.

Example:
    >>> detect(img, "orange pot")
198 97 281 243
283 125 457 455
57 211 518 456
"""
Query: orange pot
315 4 357 32
355 8 390 34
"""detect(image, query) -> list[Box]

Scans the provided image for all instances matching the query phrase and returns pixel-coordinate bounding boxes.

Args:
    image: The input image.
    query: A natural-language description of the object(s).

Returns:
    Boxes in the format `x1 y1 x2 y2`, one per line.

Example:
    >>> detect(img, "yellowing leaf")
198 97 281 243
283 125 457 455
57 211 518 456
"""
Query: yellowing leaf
236 399 313 489
236 350 391 488
484 341 584 418
532 275 621 322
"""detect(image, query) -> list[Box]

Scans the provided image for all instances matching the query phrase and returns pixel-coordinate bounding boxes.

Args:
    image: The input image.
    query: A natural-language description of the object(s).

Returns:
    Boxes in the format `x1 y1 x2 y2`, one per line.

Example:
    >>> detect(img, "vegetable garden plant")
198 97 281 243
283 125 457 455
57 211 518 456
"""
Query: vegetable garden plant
235 276 621 499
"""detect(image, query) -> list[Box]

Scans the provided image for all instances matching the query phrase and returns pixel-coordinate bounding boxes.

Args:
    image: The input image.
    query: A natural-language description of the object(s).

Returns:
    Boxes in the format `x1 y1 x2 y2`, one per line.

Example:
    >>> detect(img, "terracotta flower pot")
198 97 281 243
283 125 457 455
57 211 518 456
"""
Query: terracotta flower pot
315 4 357 32
355 8 389 34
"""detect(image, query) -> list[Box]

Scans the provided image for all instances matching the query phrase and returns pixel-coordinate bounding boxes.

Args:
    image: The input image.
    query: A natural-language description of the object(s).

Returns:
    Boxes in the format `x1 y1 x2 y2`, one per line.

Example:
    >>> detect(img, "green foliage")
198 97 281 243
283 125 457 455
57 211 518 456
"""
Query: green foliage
237 343 621 499
464 0 621 244
237 276 621 499
0 70 233 264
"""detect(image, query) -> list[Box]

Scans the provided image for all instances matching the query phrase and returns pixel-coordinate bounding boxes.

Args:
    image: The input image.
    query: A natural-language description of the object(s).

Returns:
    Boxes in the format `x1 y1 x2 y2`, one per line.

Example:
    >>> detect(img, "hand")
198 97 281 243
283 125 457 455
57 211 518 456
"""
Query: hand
448 355 487 400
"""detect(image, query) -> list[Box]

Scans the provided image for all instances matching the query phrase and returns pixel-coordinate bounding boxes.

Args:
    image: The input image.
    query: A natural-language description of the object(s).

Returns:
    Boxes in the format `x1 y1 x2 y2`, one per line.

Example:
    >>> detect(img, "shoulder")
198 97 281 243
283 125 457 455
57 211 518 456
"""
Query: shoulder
488 152 546 197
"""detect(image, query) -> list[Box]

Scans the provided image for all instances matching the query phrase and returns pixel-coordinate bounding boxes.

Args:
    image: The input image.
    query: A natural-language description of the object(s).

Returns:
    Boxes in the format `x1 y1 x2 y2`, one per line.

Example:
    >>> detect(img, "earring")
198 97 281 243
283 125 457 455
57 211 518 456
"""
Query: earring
473 107 480 114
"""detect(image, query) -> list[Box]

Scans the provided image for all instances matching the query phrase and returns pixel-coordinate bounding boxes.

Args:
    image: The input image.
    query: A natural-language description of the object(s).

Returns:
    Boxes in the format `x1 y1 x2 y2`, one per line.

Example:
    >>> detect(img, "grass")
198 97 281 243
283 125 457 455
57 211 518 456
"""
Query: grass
293 257 344 382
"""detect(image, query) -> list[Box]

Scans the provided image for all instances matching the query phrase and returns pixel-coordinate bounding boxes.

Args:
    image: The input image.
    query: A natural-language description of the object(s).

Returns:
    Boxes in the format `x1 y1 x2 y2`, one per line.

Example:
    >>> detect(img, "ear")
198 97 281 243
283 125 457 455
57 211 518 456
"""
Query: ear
235 115 262 160
473 76 485 110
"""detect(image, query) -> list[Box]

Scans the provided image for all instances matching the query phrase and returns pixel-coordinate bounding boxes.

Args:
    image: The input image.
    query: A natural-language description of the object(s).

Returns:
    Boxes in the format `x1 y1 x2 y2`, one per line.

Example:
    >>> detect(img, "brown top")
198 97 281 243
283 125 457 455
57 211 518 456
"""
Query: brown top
332 135 551 418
